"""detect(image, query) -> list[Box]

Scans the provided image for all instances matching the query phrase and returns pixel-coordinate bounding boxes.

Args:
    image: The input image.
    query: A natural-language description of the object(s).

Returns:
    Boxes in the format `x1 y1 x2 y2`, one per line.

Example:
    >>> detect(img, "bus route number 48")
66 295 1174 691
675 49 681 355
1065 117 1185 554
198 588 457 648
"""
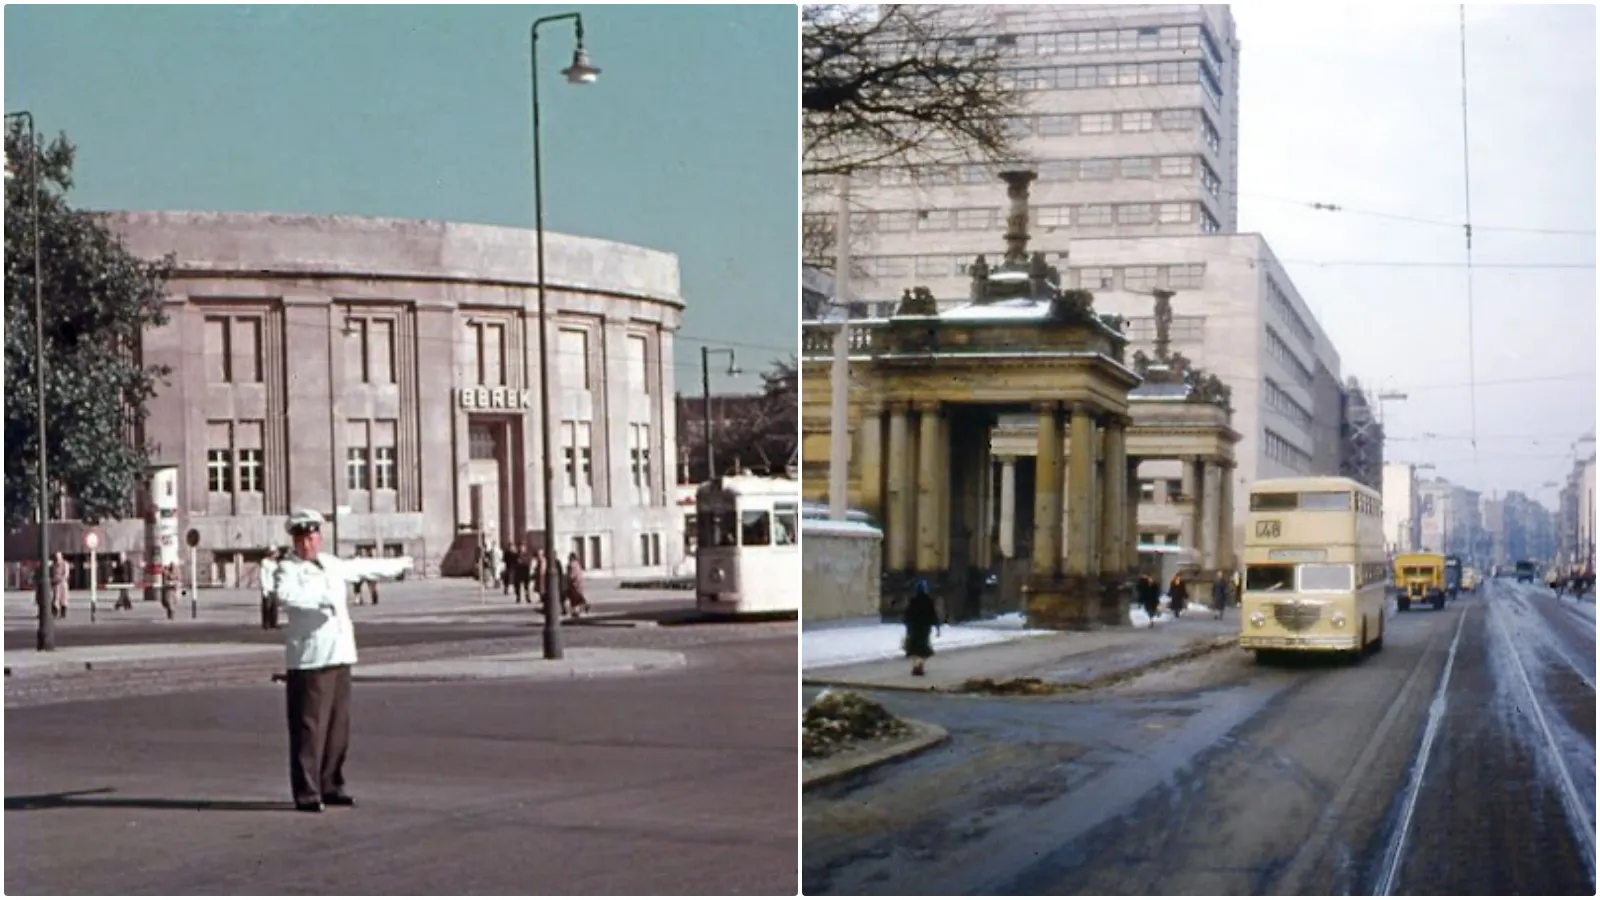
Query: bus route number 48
1256 520 1282 539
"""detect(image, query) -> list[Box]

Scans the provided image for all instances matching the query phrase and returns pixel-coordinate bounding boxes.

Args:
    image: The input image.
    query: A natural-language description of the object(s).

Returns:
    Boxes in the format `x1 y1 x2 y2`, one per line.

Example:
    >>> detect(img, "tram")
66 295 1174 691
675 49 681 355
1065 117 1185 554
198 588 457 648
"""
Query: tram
695 475 800 615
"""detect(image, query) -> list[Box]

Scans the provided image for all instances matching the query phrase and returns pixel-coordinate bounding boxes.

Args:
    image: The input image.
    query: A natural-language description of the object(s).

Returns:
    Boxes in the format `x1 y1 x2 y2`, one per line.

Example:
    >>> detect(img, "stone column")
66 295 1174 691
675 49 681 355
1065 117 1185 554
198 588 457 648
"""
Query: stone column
1031 402 1062 577
1202 460 1222 571
885 404 912 571
999 455 1017 559
1126 457 1143 570
1190 457 1207 565
1065 404 1096 577
1217 462 1236 572
1100 415 1129 575
1179 457 1198 551
915 401 944 573
856 405 884 526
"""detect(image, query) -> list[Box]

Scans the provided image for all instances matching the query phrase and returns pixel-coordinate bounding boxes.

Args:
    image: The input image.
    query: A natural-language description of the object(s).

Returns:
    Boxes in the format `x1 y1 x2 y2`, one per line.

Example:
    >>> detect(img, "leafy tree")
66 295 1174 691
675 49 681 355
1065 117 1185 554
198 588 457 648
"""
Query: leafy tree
4 121 172 529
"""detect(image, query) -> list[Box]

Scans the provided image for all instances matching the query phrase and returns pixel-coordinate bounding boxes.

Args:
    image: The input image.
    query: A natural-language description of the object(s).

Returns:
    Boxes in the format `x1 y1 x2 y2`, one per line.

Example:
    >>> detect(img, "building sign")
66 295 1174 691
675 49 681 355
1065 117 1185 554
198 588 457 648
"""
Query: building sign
458 387 533 411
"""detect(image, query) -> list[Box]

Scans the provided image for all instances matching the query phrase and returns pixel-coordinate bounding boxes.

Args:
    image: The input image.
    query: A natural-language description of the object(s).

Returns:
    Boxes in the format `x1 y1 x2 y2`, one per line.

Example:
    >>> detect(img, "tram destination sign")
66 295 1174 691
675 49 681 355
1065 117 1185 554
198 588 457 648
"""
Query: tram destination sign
457 387 533 410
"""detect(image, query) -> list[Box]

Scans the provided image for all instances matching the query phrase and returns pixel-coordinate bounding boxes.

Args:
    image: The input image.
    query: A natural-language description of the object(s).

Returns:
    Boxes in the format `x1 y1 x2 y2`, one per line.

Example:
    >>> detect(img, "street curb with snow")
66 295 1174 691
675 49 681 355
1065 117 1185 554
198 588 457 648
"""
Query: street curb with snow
802 719 949 790
352 647 687 682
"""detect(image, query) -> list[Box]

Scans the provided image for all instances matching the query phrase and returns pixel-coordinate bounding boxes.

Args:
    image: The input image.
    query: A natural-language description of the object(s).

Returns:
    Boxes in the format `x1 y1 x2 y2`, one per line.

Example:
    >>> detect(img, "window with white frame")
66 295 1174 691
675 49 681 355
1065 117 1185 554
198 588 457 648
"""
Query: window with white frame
207 421 233 494
1124 266 1159 291
561 420 594 505
629 422 653 505
1078 204 1113 227
1120 204 1155 226
1159 108 1197 131
1080 112 1114 134
1035 205 1071 228
1158 202 1195 224
373 420 397 490
1080 159 1115 180
346 421 371 491
1167 263 1206 289
1038 114 1075 136
1121 157 1155 179
1120 111 1154 132
1038 160 1076 182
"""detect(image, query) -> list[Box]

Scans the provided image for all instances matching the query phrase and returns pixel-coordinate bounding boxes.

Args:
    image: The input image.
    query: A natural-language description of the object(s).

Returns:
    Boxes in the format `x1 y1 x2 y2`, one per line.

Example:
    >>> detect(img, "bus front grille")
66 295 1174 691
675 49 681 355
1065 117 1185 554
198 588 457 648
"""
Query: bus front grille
1273 599 1322 632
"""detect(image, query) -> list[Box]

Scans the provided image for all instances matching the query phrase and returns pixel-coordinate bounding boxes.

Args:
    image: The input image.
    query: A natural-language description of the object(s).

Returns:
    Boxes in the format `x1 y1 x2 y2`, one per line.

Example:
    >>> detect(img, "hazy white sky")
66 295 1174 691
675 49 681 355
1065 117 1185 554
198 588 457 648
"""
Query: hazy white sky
1232 2 1596 508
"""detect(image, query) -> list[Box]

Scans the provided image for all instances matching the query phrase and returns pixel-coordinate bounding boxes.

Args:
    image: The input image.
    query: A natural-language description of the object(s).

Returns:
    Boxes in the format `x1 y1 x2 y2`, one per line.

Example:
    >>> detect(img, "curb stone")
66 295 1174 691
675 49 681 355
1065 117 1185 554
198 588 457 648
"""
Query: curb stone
803 719 948 790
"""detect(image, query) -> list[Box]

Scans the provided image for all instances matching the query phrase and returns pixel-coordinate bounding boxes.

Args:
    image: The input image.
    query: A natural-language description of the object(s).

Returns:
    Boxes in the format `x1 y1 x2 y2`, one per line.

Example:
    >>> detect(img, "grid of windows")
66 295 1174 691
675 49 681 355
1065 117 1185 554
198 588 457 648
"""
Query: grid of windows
1264 429 1313 469
1265 327 1315 386
1264 377 1314 431
1266 276 1315 347
206 420 265 499
1001 59 1223 106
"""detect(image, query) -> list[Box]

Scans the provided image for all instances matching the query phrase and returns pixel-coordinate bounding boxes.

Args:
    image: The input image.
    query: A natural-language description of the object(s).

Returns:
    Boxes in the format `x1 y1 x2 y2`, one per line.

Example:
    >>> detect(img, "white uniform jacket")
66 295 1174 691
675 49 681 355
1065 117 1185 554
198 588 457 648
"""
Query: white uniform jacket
273 552 413 671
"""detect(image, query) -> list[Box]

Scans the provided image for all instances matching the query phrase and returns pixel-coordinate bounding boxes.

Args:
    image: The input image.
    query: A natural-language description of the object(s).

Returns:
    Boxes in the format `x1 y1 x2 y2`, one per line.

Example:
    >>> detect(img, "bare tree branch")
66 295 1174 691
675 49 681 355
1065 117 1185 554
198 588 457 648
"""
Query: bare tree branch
802 4 1023 178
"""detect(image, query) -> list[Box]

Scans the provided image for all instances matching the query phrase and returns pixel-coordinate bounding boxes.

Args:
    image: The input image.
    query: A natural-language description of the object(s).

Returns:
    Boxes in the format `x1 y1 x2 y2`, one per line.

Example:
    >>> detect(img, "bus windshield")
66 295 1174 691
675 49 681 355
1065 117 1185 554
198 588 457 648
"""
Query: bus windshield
1247 564 1294 592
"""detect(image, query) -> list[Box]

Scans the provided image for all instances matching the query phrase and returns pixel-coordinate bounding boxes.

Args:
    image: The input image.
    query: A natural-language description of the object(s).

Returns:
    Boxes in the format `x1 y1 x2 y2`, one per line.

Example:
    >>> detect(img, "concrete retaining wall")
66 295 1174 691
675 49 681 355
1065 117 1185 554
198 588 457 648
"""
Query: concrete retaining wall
802 520 883 623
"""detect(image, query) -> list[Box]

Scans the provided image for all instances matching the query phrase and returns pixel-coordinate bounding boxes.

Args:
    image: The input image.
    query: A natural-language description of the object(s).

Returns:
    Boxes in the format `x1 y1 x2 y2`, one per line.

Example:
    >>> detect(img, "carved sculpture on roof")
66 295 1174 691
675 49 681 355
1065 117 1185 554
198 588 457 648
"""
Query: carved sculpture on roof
1027 251 1059 297
895 285 939 317
969 254 990 303
1046 287 1096 324
1189 372 1234 412
1151 288 1176 362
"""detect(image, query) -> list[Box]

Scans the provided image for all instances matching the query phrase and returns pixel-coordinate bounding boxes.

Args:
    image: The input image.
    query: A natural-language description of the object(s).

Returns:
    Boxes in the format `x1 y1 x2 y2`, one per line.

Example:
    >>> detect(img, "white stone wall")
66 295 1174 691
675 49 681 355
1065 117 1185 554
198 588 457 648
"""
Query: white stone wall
801 522 884 623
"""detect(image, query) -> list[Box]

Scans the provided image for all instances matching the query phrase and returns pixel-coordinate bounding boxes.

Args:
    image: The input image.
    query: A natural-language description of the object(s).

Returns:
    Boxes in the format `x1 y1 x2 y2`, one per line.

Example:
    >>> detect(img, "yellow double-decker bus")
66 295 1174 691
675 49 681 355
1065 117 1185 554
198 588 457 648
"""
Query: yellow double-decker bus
1240 476 1388 661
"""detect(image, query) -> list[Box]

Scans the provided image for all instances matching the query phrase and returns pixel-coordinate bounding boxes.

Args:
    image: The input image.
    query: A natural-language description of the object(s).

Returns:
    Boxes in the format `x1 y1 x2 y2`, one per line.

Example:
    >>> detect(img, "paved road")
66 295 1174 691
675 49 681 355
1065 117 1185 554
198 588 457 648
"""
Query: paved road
6 625 797 895
803 579 1594 895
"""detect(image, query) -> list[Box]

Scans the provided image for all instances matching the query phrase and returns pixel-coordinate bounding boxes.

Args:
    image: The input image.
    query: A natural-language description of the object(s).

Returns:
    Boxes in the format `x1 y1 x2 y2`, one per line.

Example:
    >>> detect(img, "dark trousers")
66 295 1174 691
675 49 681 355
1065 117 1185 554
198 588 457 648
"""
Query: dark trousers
286 665 352 805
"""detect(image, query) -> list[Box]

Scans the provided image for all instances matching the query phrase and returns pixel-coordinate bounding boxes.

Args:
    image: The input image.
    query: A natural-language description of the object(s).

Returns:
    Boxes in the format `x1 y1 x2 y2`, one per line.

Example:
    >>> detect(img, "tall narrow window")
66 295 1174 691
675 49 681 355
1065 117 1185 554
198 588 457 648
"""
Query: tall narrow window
577 421 593 489
463 321 482 385
345 317 370 382
373 420 397 490
371 319 395 383
559 328 590 390
561 421 578 491
626 335 649 395
207 421 233 493
346 421 371 491
236 420 264 494
483 323 506 386
204 317 231 384
233 317 262 383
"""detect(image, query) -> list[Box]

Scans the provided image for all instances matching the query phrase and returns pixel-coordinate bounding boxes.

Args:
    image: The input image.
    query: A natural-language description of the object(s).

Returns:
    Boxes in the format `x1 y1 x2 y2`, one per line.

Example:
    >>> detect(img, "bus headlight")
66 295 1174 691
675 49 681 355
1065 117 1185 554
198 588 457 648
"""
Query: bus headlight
1331 612 1347 629
1249 611 1266 628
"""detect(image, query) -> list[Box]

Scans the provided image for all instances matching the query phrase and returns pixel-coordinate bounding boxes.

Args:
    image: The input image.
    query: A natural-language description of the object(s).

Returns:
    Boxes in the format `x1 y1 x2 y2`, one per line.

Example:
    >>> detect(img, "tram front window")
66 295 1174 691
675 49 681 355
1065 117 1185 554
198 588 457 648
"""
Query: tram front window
741 510 772 547
700 510 739 548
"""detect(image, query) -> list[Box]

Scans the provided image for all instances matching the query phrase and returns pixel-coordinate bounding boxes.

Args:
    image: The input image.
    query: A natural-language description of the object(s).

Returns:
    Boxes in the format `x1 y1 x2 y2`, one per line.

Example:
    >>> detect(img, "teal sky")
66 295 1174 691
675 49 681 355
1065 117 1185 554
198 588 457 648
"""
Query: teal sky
3 3 799 390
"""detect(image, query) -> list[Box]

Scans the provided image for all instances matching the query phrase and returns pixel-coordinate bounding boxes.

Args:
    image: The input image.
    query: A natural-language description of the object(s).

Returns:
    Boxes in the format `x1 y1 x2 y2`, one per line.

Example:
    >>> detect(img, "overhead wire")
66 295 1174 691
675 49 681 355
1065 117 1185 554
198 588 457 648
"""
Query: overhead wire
1459 4 1479 457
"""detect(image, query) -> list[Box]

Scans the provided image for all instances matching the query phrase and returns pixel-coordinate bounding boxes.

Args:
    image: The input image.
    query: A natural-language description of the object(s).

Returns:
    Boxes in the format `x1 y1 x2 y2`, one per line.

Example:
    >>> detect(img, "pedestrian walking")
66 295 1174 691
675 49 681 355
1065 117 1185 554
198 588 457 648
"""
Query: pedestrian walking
491 542 506 594
260 547 284 630
531 547 548 612
273 508 411 813
507 543 526 604
1169 573 1189 618
1136 573 1161 623
49 552 69 619
1212 573 1230 619
565 553 590 618
902 580 941 677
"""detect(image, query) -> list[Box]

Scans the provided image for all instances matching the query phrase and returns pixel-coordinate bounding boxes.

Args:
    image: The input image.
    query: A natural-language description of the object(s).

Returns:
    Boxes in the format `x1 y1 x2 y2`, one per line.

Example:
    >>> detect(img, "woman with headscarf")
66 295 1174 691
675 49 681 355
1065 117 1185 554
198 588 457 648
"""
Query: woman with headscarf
902 580 942 677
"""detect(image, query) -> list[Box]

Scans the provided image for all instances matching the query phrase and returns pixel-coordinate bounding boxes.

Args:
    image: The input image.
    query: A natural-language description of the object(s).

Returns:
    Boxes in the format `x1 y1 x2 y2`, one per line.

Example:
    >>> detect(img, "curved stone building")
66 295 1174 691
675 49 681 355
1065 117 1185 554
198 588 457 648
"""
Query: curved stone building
33 211 685 583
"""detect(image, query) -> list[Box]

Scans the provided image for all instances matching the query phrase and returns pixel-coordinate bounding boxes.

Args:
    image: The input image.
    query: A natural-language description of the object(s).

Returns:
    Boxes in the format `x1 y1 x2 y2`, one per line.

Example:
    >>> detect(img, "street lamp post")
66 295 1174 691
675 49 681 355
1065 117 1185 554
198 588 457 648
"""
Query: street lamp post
6 110 52 652
531 12 599 662
701 347 739 482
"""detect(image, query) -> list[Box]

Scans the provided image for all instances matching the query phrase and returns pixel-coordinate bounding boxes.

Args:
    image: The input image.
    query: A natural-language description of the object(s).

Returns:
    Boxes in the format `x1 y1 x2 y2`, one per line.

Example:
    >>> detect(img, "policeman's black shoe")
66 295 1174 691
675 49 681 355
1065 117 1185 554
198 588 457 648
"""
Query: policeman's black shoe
322 793 356 807
295 800 325 813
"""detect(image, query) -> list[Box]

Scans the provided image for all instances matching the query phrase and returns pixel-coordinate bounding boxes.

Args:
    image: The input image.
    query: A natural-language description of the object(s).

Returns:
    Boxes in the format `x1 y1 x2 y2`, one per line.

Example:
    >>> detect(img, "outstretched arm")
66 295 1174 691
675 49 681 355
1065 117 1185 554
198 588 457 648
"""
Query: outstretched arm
336 556 415 584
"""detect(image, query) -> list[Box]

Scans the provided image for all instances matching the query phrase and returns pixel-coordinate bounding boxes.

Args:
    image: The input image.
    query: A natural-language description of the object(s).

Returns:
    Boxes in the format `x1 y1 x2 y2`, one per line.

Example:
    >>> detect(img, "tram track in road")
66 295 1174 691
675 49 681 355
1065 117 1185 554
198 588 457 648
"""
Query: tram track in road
1371 603 1469 896
1483 592 1597 880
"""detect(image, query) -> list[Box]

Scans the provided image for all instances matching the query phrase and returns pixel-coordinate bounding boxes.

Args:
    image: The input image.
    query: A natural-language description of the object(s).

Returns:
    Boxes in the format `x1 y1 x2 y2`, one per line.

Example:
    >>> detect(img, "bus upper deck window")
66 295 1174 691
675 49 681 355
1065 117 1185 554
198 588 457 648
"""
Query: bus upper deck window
741 510 772 547
1246 564 1294 592
1299 491 1352 512
1250 493 1298 511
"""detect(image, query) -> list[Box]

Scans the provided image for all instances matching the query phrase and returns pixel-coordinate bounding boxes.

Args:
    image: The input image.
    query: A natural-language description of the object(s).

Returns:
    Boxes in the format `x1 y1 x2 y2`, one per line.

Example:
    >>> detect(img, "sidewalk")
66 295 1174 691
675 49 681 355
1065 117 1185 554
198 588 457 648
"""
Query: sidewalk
4 576 682 630
804 607 1238 694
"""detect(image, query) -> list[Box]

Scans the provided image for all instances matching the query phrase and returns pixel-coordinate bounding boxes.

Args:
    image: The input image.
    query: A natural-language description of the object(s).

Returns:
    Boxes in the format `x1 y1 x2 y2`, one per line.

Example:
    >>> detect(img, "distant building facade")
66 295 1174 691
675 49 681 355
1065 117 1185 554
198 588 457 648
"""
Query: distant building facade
7 212 685 583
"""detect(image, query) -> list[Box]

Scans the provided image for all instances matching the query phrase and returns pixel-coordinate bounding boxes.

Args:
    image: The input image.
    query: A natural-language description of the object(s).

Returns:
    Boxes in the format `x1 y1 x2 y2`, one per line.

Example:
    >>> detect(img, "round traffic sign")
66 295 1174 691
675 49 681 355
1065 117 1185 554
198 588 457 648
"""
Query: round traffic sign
84 531 100 551
185 528 201 548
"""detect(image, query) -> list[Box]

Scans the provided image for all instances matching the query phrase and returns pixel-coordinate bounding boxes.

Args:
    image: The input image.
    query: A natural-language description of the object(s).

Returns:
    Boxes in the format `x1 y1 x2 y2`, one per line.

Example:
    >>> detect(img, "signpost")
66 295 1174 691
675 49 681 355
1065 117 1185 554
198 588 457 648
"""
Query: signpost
185 528 200 619
84 530 100 623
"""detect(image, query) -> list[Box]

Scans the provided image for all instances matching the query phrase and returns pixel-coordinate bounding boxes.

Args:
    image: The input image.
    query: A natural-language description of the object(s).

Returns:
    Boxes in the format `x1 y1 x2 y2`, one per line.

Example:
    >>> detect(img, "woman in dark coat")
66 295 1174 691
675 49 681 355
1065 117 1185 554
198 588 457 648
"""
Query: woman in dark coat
1137 574 1161 622
903 580 942 677
1168 573 1189 618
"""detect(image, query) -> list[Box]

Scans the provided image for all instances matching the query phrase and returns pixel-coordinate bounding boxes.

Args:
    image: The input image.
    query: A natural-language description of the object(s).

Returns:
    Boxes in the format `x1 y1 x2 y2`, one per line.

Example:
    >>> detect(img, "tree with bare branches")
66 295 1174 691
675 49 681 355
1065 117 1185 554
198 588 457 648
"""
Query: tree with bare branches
802 4 1022 178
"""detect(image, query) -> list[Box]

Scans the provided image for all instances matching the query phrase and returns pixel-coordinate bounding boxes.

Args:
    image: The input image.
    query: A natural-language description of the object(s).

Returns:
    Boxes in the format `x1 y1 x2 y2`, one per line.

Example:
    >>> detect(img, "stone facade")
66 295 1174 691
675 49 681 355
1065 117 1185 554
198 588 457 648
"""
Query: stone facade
13 211 685 584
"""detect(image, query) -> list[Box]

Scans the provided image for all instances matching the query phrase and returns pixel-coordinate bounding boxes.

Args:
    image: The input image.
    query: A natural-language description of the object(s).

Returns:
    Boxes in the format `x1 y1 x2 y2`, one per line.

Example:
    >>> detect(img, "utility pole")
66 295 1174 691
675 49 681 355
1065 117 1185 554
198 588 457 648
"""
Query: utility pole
827 172 851 521
701 346 738 483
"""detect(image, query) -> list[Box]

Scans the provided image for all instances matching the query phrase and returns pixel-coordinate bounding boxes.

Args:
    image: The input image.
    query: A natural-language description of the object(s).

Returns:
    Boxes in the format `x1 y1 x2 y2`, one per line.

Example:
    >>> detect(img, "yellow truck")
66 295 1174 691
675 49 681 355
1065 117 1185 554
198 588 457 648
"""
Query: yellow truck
1393 553 1447 612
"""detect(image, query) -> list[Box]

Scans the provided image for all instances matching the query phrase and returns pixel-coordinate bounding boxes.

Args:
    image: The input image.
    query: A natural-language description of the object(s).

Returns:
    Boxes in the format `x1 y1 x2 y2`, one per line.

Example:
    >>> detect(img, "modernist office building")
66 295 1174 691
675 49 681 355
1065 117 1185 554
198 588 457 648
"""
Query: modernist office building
15 211 685 583
806 3 1241 314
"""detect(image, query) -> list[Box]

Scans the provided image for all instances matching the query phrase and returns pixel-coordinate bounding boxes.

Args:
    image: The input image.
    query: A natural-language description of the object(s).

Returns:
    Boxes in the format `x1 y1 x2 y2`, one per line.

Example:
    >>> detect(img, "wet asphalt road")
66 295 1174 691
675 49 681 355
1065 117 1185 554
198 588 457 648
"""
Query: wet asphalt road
803 579 1595 895
6 624 798 895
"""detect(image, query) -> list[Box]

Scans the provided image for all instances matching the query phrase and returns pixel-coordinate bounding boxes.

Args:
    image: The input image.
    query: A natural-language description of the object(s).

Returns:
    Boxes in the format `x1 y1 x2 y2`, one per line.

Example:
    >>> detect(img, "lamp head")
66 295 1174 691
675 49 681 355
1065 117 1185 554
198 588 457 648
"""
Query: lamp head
563 46 600 85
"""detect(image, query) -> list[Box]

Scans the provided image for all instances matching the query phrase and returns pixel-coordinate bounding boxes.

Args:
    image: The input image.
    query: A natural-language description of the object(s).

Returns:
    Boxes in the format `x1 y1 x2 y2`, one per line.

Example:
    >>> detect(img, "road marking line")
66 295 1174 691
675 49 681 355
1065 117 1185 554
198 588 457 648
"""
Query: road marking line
1487 597 1597 877
1374 602 1469 897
